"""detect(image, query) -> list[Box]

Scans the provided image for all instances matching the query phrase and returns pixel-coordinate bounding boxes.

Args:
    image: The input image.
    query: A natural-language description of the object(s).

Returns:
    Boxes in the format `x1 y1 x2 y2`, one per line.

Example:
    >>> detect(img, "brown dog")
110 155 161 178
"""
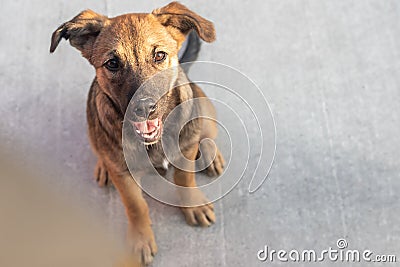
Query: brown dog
50 2 224 265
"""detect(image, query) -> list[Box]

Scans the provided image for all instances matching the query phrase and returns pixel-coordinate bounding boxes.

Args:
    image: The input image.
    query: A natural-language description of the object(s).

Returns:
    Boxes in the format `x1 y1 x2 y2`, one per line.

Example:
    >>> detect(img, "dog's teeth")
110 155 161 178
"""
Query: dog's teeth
136 129 141 134
140 128 159 140
149 131 157 138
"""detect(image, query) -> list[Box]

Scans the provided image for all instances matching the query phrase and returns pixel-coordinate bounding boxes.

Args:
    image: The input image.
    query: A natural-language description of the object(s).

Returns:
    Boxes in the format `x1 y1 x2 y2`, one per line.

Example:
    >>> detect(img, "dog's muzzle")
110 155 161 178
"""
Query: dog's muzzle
131 118 163 145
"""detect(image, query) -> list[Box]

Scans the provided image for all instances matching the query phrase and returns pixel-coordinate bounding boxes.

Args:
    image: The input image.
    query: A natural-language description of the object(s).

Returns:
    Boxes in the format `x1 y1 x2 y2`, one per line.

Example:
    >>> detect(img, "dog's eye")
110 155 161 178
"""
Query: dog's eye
154 51 167 63
104 58 120 71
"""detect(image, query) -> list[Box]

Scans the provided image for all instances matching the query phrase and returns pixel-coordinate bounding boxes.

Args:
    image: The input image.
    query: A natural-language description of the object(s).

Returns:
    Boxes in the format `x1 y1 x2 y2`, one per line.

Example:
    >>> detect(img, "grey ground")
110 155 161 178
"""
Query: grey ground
1 0 399 266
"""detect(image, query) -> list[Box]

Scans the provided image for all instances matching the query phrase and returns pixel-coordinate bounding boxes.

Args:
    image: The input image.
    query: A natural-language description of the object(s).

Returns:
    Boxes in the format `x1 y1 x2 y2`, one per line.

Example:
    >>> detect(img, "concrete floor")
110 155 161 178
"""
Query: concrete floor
1 0 400 266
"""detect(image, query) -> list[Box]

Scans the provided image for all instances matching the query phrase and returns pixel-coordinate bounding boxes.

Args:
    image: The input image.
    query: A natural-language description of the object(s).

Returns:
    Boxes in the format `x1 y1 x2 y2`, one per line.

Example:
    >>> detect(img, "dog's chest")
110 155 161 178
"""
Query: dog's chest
147 147 169 170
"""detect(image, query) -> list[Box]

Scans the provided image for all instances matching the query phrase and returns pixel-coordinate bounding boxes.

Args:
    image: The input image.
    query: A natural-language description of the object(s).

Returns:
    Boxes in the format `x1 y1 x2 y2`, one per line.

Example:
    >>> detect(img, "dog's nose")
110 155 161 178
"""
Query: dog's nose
133 98 157 118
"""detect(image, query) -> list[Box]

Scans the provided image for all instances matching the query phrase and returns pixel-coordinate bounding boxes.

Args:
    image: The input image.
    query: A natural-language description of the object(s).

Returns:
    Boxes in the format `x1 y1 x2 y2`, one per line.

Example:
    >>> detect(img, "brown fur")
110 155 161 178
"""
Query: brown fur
50 2 224 265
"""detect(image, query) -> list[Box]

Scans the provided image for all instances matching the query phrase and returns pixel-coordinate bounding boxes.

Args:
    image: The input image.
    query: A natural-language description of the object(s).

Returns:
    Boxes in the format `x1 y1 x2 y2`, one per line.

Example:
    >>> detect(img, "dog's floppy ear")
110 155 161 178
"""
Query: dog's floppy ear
152 2 216 43
50 10 108 59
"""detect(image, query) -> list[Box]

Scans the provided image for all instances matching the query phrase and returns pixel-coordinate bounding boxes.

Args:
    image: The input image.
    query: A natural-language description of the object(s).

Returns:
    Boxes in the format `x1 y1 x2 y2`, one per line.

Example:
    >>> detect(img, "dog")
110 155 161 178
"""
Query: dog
50 2 224 265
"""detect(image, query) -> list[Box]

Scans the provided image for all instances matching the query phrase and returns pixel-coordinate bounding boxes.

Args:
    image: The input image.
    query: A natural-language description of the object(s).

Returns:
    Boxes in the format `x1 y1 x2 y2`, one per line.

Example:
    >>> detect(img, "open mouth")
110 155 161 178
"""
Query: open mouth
131 118 163 145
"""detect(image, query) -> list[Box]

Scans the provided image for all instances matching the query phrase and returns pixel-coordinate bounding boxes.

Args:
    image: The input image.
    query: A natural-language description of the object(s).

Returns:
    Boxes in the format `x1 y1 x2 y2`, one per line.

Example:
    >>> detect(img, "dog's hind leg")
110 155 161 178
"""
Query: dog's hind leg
197 140 225 177
94 160 112 187
197 115 225 177
192 87 225 177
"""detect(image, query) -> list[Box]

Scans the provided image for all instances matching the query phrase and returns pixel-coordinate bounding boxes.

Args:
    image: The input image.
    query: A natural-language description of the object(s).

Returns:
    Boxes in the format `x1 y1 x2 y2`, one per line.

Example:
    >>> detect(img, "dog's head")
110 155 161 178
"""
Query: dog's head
50 2 215 145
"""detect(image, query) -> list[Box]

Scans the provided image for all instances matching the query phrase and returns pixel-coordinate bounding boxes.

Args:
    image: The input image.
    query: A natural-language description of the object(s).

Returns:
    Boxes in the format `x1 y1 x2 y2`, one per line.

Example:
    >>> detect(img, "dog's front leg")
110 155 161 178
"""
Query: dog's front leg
174 143 216 227
109 172 157 265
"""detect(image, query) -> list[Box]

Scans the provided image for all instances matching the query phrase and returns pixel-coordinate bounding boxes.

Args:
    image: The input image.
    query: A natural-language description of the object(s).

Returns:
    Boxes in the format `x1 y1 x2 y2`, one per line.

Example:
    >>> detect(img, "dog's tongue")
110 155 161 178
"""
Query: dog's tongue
133 118 159 133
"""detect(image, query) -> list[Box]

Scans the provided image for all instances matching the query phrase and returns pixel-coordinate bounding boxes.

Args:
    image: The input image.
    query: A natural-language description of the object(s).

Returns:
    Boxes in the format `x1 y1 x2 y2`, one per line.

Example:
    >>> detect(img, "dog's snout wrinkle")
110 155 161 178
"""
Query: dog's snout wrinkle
133 97 157 118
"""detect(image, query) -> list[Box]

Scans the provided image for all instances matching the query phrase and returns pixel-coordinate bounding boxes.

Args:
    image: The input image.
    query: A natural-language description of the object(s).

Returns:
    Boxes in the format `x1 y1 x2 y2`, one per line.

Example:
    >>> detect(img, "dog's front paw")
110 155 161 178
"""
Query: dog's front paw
128 224 158 265
94 160 112 187
181 203 216 227
179 189 216 227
